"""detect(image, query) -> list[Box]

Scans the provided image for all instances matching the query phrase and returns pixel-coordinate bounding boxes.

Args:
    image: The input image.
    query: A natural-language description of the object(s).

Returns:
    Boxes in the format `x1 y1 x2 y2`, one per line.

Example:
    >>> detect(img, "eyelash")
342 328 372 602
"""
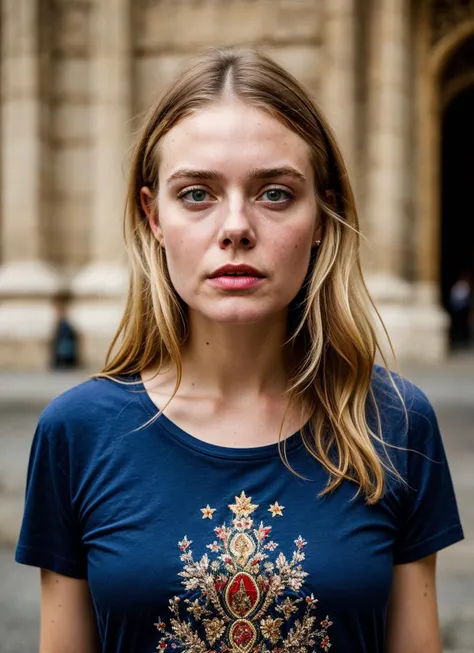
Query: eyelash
176 185 295 207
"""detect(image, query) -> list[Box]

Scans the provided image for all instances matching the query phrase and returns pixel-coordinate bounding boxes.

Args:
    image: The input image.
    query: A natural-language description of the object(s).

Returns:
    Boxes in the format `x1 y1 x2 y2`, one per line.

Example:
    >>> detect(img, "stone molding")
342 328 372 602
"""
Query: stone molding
71 263 128 298
0 261 63 297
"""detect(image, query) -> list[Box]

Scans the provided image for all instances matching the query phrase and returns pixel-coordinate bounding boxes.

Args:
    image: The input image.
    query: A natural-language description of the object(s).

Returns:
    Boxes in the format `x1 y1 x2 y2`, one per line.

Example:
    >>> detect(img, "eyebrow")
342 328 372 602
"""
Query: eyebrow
166 166 307 184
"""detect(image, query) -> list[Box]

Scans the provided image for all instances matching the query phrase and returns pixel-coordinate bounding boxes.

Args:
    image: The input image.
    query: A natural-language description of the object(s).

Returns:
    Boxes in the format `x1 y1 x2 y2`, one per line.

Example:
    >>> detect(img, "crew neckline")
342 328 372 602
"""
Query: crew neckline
130 374 305 461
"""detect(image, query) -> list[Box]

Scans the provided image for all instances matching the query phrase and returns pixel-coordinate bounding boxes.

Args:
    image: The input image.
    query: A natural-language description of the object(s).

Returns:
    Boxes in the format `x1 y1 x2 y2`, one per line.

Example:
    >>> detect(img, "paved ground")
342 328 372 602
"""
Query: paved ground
0 358 473 652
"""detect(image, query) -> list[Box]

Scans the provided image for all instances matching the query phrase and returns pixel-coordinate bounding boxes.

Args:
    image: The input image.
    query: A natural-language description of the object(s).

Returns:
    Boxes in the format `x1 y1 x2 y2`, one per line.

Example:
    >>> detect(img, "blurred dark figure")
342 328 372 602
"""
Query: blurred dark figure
449 271 472 348
51 295 79 369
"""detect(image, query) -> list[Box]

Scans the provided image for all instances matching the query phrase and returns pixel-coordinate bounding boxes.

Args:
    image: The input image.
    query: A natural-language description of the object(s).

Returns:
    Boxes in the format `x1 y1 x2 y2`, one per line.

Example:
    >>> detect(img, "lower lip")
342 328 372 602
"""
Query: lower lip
208 276 264 290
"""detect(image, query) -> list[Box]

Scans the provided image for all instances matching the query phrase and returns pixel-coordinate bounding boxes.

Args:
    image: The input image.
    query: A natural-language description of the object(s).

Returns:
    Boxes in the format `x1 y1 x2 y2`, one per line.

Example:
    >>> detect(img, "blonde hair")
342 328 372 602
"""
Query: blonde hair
101 47 401 504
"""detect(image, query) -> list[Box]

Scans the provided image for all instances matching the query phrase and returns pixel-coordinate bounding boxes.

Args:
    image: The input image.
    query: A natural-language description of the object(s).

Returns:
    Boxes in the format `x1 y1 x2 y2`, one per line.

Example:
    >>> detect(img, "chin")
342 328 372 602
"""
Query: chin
205 309 272 325
190 298 289 326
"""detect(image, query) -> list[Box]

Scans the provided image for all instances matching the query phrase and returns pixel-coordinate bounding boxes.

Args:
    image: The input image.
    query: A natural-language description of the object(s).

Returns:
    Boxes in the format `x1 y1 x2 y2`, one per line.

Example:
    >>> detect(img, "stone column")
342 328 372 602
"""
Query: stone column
0 0 62 369
321 0 357 192
71 0 131 368
365 0 411 296
365 0 413 361
364 0 447 361
365 0 409 288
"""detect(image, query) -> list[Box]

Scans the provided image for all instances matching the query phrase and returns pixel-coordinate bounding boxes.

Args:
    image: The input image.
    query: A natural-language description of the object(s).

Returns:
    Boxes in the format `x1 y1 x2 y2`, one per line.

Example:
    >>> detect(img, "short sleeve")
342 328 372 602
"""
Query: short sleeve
15 408 87 578
393 391 464 565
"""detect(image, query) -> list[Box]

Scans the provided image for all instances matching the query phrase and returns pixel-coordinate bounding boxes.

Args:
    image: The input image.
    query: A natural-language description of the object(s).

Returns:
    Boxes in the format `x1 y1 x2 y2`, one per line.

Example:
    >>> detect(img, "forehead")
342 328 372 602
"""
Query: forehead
158 101 313 180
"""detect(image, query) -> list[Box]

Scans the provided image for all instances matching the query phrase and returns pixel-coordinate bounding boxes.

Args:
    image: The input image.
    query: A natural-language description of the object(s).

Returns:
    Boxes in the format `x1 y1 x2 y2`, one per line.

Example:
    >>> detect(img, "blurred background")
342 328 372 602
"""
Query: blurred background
0 0 473 652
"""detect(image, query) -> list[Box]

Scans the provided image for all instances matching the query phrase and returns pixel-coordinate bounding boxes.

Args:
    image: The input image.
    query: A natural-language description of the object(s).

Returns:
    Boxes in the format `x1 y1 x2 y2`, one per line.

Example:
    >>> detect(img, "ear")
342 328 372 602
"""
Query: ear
140 187 164 245
311 190 336 248
311 205 324 248
311 223 323 248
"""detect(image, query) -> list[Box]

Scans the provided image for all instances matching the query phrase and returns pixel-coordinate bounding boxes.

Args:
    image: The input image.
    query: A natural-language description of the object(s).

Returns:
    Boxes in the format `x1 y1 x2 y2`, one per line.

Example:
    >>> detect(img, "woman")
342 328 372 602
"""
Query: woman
16 48 463 653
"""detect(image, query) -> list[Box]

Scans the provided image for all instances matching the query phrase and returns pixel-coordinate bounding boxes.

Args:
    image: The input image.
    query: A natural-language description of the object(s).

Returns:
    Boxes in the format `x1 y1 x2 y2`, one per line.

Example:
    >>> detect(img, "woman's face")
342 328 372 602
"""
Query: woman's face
142 100 321 326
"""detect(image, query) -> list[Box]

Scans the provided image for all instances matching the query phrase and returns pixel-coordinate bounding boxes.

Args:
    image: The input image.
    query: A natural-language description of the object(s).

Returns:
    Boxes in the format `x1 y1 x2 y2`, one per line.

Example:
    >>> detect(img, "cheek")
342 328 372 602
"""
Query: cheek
157 205 195 282
163 233 196 284
160 224 213 303
274 225 314 280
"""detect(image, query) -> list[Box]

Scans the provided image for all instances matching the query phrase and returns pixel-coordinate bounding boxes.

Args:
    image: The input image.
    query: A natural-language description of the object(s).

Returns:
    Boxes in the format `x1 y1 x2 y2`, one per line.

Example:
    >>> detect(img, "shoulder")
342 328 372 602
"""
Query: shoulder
369 366 451 498
371 364 435 417
370 365 439 446
37 375 143 439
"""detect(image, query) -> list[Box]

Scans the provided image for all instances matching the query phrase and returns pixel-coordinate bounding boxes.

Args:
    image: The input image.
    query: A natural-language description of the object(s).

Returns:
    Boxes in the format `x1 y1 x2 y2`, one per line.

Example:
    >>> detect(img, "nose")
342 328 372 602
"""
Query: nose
218 200 256 250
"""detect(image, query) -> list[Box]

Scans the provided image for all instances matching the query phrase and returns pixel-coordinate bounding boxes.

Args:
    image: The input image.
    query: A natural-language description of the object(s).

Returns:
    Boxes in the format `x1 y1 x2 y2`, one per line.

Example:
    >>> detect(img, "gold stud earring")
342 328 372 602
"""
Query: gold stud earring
315 240 322 247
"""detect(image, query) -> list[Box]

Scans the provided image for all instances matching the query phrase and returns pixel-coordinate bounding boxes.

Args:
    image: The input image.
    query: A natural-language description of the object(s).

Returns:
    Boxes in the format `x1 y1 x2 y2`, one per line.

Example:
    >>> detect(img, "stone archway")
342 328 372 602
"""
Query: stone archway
416 2 474 352
440 38 474 346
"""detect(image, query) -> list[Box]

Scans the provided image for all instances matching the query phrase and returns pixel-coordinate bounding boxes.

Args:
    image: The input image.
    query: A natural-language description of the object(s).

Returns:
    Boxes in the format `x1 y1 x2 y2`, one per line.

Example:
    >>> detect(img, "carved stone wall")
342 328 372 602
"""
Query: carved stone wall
132 0 324 117
48 0 93 269
1 0 472 368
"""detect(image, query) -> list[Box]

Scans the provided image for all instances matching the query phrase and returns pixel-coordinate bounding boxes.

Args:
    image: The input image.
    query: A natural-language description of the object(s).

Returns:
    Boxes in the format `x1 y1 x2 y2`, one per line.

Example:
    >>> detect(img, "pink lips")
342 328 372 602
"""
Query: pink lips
208 264 265 290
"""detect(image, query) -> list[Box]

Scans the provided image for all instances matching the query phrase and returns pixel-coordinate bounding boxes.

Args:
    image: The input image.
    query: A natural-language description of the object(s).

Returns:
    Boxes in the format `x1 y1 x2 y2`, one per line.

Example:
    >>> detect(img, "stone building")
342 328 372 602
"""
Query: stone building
0 0 473 369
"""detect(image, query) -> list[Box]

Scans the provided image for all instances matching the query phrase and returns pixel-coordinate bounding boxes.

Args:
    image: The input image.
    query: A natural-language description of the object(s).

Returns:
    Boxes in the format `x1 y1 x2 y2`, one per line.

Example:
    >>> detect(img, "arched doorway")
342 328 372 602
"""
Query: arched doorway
440 36 474 348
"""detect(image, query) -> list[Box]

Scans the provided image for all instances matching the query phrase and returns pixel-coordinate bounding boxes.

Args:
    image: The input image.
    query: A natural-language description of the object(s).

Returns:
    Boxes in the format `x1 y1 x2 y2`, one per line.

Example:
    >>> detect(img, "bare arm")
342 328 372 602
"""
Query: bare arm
385 554 441 653
40 569 100 653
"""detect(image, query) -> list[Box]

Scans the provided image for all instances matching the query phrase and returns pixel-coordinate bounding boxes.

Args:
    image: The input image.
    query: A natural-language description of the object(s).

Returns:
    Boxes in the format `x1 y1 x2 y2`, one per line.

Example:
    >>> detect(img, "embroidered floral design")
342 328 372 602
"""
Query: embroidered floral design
201 505 217 519
155 492 332 652
229 491 259 518
260 616 284 643
204 617 226 645
268 501 285 517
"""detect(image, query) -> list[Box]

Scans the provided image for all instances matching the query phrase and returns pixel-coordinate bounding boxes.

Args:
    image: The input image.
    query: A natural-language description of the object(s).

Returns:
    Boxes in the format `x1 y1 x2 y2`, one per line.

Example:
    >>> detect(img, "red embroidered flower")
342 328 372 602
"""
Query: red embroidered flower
214 526 228 541
294 535 307 550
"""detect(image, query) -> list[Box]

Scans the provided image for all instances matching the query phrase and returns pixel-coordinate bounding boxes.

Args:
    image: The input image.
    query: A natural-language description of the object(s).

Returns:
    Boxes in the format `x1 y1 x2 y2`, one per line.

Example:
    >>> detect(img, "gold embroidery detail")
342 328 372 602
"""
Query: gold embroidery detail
155 492 333 652
225 572 260 619
268 501 285 517
203 617 226 645
260 616 284 644
229 533 256 566
229 491 258 518
229 619 257 653
201 504 216 519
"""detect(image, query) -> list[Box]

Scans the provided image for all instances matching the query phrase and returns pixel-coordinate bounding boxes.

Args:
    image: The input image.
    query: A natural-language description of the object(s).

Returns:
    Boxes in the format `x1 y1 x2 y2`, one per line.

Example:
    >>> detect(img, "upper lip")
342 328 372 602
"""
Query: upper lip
209 264 265 278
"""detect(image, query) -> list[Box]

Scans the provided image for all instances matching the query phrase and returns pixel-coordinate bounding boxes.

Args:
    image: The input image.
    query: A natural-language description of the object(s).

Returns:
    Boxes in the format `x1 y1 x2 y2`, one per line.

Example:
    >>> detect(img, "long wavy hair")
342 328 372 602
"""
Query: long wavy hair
100 47 401 504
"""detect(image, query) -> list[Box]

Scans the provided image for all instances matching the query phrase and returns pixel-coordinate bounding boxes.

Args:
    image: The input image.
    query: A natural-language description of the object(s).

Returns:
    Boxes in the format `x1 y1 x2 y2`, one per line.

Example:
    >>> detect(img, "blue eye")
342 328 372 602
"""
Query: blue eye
262 188 292 203
181 188 209 203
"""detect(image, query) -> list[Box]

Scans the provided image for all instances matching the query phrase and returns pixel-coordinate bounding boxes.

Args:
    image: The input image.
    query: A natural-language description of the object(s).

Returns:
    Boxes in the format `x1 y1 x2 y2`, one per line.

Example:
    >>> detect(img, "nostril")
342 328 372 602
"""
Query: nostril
241 237 250 246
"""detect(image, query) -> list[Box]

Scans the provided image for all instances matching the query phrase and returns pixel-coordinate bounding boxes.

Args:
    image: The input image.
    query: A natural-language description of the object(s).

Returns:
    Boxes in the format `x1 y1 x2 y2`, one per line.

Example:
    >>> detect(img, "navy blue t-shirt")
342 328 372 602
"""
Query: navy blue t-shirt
16 367 463 653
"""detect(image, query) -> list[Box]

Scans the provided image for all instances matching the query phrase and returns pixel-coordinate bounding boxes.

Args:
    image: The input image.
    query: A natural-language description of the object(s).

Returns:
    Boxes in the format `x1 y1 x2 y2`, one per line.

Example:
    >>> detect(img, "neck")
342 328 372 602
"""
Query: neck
177 310 290 398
